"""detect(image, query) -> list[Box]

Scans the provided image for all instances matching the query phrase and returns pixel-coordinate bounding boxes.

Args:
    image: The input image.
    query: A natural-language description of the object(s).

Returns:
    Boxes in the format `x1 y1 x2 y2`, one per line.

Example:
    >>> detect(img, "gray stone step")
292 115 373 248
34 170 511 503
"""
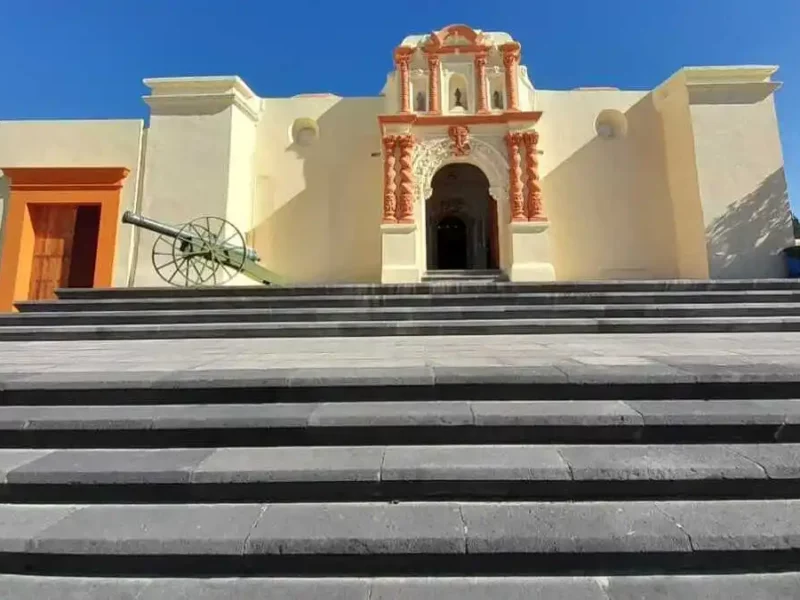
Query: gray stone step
54 278 800 301
4 315 800 340
4 364 800 405
3 573 800 599
0 500 798 575
0 400 798 448
0 444 796 503
7 302 800 327
18 290 800 313
422 270 507 283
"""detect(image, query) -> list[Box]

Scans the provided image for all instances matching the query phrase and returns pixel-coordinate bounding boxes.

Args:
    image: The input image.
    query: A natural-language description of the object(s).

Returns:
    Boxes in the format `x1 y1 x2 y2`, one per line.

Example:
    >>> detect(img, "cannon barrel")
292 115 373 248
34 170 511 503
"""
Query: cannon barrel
122 210 260 262
121 211 183 239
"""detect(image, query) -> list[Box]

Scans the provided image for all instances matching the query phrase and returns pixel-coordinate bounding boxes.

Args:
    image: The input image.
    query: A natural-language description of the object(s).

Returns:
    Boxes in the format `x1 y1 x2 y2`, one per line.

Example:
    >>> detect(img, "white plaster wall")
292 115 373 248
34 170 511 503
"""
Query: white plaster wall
134 107 238 286
537 90 679 280
689 87 792 278
0 119 145 287
253 95 384 283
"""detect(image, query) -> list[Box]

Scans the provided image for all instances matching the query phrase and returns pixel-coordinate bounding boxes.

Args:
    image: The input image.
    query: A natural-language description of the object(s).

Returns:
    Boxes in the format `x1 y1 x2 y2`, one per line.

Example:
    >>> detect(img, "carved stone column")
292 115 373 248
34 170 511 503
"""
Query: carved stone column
396 134 415 223
501 43 521 111
382 135 398 223
523 131 545 221
505 132 526 222
427 54 441 114
475 51 489 113
394 49 413 113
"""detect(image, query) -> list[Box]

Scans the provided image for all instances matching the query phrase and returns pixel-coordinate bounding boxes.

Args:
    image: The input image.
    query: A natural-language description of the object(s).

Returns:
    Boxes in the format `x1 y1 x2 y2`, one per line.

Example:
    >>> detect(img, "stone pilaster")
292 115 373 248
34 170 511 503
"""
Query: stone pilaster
382 136 398 223
505 132 526 221
501 43 521 111
523 131 545 221
396 134 415 223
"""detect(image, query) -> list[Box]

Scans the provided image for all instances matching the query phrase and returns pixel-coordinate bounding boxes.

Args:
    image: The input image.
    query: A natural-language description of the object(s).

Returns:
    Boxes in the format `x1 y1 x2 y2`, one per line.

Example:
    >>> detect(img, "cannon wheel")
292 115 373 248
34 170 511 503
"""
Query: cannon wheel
151 216 247 287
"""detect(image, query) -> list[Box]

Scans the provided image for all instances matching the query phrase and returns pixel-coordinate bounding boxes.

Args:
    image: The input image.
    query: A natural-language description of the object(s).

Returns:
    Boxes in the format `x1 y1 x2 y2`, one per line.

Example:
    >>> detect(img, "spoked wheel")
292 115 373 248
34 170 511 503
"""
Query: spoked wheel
151 216 247 287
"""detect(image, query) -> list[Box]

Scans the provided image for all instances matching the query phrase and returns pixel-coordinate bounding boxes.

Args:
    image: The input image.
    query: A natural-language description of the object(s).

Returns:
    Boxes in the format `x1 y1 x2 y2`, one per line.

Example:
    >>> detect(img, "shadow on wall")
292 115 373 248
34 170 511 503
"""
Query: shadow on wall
251 98 383 283
0 171 8 270
705 168 792 278
541 93 677 280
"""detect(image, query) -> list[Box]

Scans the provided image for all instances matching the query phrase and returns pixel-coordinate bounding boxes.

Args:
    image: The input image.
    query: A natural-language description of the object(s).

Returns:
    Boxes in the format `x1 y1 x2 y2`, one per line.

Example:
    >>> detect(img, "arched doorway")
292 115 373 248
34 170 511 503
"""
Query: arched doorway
426 163 499 271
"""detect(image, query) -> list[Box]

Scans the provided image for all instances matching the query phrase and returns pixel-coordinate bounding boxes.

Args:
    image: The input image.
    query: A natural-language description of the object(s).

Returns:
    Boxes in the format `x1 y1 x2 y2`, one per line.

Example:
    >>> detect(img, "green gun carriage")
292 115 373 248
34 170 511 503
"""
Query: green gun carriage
121 211 285 287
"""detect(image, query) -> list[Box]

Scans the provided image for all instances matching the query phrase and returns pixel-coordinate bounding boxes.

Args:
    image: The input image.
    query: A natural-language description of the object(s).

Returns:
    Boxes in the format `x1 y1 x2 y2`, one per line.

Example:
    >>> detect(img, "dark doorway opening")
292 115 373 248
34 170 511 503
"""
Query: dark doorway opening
426 163 500 272
436 215 468 269
68 205 101 288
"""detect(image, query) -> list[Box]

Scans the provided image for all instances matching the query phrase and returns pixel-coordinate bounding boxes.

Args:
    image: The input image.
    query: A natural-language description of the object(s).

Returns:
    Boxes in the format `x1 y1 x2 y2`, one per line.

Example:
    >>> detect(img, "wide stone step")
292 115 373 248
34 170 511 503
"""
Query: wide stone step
3 573 800 599
6 302 800 326
0 444 797 503
4 315 800 340
1 500 799 575
53 278 800 300
3 366 800 405
0 400 798 447
18 290 800 312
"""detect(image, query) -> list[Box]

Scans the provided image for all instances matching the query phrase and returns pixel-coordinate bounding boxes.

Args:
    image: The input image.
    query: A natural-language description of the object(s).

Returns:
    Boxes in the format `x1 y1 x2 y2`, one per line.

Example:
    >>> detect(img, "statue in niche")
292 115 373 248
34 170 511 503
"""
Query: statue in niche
492 90 504 109
454 87 467 109
415 91 426 112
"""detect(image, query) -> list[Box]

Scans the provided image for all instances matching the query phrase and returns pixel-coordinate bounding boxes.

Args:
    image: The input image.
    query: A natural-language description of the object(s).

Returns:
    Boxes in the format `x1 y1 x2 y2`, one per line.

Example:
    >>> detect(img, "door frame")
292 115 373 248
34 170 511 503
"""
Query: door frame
0 167 128 311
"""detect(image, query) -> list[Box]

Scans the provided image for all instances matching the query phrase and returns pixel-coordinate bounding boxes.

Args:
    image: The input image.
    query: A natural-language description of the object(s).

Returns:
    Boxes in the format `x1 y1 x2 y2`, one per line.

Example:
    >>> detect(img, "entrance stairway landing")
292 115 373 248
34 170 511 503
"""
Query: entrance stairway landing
5 278 800 340
0 332 799 596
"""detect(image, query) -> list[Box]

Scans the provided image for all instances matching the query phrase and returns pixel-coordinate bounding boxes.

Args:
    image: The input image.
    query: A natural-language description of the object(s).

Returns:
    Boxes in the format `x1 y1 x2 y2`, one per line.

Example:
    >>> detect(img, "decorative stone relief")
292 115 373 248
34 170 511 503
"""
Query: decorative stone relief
412 136 508 201
448 125 471 157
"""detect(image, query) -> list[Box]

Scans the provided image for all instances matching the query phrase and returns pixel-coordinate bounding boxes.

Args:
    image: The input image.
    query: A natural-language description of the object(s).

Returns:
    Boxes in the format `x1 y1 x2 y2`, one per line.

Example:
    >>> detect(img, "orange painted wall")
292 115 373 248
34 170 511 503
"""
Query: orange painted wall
0 167 129 311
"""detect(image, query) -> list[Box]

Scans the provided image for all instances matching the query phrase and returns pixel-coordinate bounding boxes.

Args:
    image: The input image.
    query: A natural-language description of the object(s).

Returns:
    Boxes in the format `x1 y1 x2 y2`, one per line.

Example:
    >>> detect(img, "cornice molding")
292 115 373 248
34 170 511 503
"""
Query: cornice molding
1 167 130 190
686 80 781 105
144 93 260 121
143 76 261 121
682 65 778 85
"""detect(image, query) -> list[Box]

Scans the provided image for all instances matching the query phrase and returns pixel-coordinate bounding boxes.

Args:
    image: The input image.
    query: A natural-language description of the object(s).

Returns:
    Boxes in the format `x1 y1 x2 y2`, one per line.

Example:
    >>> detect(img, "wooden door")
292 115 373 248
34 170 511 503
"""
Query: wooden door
27 204 78 301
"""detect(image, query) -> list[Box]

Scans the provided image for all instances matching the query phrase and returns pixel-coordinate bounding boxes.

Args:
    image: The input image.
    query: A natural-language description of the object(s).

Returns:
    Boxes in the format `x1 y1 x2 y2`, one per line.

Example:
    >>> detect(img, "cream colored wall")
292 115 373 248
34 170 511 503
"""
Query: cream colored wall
134 109 235 286
654 78 710 278
0 119 145 287
537 90 679 280
253 95 384 283
133 77 261 287
687 82 792 278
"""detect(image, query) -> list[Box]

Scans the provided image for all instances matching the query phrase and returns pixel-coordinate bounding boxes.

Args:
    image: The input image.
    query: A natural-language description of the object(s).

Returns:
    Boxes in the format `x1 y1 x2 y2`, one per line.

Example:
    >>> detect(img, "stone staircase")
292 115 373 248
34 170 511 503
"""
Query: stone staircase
4 278 800 340
1 346 800 597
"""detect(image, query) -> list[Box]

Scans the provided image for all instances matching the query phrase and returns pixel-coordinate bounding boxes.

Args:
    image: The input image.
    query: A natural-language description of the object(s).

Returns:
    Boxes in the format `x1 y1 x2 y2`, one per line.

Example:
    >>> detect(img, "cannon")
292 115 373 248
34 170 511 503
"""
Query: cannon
121 211 285 287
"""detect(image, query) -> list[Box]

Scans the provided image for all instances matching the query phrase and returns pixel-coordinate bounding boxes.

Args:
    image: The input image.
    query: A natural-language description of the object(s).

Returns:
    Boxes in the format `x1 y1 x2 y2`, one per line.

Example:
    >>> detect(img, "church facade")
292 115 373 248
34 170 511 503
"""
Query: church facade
0 25 793 309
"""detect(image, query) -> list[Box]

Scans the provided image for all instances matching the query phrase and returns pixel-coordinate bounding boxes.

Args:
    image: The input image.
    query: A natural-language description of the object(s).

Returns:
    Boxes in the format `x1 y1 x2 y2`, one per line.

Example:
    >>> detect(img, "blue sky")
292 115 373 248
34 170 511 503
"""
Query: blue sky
3 0 799 211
